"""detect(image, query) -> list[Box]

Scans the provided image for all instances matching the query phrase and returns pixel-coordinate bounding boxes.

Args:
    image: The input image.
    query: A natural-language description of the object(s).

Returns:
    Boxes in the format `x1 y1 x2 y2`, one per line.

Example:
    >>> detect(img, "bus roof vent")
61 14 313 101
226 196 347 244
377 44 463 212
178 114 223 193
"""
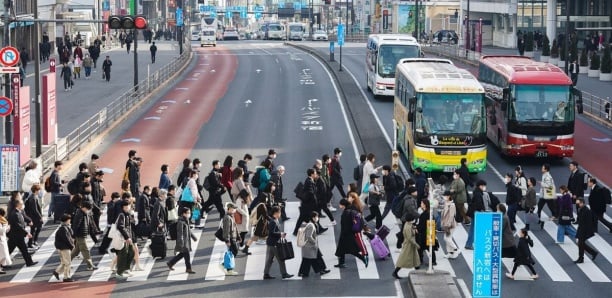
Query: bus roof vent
421 73 434 79
448 73 461 79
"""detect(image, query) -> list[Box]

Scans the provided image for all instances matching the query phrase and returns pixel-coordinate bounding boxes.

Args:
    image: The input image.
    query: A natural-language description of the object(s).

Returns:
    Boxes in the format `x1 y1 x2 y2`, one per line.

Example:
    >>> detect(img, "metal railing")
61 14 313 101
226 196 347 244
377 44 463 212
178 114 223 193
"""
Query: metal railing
423 43 612 127
37 42 193 172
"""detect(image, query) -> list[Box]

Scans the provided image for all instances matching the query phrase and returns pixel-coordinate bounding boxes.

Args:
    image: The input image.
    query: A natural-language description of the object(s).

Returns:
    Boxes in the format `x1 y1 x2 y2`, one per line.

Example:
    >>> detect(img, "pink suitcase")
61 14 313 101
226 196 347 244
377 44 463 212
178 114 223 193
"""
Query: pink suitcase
370 235 390 260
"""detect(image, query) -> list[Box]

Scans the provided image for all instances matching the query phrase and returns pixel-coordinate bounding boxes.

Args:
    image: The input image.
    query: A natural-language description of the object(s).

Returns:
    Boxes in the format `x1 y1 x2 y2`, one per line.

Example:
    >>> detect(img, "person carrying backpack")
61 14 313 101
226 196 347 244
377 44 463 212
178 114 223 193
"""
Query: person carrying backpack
381 165 402 220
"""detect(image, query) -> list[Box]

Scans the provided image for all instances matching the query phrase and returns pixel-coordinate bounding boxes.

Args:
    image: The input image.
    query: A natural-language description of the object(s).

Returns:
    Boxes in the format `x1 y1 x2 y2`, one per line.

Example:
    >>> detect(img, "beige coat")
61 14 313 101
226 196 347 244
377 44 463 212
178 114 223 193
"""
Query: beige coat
396 222 421 269
301 222 318 259
441 202 457 232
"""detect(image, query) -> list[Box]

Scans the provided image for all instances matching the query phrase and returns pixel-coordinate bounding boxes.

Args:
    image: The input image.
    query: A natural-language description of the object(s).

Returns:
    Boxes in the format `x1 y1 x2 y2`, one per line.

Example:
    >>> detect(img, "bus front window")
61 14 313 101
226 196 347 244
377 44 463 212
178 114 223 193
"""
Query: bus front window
377 45 420 78
512 85 573 122
416 93 485 134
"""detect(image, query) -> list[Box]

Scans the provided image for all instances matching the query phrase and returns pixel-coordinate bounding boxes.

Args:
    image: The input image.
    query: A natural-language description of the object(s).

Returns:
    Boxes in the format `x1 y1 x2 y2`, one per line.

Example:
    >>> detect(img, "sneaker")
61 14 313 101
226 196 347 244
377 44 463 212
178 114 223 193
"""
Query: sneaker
87 266 98 271
185 269 196 274
530 274 539 279
319 269 330 276
281 273 294 279
505 273 514 280
225 270 238 276
166 262 175 271
330 220 337 225
329 206 337 212
263 274 275 280
52 271 60 280
555 241 564 244
132 265 143 271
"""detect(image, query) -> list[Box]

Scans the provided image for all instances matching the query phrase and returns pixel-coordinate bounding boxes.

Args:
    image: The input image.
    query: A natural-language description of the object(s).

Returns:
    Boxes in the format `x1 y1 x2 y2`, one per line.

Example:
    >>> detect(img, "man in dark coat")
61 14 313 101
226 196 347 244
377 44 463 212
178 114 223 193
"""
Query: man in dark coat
270 165 289 221
24 186 44 248
102 55 112 82
465 180 499 249
574 198 598 263
201 160 226 219
330 148 347 198
88 45 101 68
90 171 104 228
7 200 37 266
587 177 612 233
149 42 157 63
567 161 586 208
293 168 318 236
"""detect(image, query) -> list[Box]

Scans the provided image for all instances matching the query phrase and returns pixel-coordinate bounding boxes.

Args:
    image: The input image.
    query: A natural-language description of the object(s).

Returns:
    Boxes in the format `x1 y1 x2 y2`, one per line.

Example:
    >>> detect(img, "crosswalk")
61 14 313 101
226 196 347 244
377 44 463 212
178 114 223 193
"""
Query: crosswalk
1 202 611 285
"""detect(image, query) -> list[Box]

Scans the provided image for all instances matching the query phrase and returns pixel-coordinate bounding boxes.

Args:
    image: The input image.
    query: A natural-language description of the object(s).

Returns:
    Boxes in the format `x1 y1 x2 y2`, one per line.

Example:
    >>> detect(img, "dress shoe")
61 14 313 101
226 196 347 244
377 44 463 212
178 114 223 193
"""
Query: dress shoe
392 271 401 279
363 255 369 267
591 252 598 261
573 258 584 264
298 273 309 277
53 271 60 280
464 246 473 250
185 269 196 274
63 278 75 282
0 270 5 275
320 269 330 276
539 220 545 230
166 262 175 271
282 217 291 221
282 273 294 279
26 261 39 267
263 274 275 279
317 227 328 235
334 263 347 268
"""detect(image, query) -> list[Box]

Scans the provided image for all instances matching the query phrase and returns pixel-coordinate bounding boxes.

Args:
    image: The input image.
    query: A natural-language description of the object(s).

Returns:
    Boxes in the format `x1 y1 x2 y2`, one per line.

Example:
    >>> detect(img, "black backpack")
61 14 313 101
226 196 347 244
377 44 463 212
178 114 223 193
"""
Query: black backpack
67 178 79 195
294 182 305 200
203 175 212 191
251 168 262 188
394 173 405 192
391 193 406 218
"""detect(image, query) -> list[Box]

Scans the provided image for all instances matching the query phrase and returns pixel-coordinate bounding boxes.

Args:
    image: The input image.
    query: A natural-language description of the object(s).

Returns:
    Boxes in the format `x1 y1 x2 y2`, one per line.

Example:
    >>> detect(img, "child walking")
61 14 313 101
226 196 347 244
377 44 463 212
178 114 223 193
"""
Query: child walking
506 228 539 280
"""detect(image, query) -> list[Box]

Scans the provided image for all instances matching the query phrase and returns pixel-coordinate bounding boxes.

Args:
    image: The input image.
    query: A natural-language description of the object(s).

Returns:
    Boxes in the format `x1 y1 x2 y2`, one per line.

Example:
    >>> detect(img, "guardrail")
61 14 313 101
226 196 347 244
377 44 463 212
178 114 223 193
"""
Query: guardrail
36 42 193 173
423 43 612 128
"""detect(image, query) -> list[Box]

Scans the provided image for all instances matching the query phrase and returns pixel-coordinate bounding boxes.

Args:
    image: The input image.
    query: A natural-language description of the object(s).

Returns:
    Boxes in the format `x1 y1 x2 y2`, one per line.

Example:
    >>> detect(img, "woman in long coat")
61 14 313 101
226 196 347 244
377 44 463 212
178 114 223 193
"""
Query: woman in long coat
298 211 330 277
393 219 421 278
335 197 367 268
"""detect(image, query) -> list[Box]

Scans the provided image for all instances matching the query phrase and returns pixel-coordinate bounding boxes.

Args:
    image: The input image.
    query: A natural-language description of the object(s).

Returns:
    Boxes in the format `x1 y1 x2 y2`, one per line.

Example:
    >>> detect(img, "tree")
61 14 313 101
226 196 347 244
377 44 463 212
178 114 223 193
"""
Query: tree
550 39 559 58
525 32 534 52
601 45 611 73
590 52 600 70
542 35 550 56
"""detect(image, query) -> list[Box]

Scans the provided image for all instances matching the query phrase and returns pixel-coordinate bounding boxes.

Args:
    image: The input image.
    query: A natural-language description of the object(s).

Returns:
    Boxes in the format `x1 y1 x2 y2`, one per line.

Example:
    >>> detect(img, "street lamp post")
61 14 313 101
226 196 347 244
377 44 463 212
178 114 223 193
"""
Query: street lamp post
465 0 470 58
564 0 570 74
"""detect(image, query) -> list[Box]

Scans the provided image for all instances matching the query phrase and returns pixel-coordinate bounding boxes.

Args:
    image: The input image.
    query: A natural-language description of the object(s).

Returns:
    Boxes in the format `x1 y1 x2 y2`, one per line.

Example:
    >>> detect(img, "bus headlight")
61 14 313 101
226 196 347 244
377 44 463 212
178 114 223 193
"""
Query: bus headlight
416 158 430 165
471 159 485 165
376 84 386 90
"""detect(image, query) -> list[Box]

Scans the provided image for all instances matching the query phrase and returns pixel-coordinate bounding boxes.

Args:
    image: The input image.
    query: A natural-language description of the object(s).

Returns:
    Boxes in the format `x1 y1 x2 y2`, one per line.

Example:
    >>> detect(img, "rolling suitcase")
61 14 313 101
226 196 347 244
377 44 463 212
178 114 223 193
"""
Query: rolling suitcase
53 194 71 223
150 231 167 259
370 235 390 260
376 225 390 240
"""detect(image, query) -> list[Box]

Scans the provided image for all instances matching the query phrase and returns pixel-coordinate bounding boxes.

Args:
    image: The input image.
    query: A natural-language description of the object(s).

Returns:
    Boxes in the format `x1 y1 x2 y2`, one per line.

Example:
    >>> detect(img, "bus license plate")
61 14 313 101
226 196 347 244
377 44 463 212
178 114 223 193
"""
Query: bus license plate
444 166 457 172
535 151 548 158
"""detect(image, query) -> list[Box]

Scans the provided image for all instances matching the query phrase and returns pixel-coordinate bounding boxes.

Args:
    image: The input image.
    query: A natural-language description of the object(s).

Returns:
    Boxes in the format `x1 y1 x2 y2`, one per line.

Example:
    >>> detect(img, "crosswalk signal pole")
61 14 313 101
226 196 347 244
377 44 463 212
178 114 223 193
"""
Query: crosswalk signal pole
3 0 13 144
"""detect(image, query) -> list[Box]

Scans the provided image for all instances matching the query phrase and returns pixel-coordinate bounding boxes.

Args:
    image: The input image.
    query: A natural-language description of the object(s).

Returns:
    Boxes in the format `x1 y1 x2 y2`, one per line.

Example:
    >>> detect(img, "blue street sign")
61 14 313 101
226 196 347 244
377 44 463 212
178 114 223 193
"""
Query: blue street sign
255 5 263 20
473 212 503 298
329 41 334 53
294 2 302 9
337 23 345 46
240 10 247 18
176 8 183 27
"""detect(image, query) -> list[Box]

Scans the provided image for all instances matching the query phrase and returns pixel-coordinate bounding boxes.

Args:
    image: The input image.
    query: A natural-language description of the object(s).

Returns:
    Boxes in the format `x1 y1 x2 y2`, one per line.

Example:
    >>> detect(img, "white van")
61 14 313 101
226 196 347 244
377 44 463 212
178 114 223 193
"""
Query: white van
200 28 216 47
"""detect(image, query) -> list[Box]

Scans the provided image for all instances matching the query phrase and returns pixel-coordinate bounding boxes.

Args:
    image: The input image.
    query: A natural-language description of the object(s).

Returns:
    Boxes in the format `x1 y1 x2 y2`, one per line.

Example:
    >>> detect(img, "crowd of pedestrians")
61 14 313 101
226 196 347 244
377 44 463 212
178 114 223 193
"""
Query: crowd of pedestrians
0 148 609 283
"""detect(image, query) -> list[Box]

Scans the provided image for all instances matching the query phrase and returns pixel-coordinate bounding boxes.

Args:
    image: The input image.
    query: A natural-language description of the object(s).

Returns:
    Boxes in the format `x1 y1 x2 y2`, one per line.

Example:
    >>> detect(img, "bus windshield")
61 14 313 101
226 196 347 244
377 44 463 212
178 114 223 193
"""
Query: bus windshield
511 85 573 122
377 45 420 78
415 93 485 134
378 45 419 78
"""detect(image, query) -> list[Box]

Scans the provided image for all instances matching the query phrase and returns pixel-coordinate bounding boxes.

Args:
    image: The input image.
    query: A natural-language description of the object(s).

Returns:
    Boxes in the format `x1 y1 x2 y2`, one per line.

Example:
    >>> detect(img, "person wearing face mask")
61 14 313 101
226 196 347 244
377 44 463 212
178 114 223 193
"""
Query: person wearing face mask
504 173 521 231
70 201 98 271
222 203 240 260
202 161 226 220
450 170 469 225
298 211 331 277
464 180 499 250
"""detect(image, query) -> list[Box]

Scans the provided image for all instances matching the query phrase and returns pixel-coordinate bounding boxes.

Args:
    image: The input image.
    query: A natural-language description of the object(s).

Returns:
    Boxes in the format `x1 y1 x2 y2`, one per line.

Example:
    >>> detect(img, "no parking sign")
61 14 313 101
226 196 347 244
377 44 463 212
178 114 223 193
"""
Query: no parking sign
0 96 13 117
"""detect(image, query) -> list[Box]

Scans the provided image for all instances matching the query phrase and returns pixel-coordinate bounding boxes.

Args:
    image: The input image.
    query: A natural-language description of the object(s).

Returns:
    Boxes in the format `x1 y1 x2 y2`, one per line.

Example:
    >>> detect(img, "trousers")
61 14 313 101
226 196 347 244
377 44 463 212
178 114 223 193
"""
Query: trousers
55 249 72 278
71 237 94 268
263 245 288 276
168 250 192 270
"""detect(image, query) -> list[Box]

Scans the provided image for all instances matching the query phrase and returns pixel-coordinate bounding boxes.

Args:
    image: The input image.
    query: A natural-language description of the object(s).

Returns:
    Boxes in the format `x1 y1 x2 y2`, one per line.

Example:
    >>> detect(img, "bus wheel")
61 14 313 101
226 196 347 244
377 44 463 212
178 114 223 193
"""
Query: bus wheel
366 76 371 92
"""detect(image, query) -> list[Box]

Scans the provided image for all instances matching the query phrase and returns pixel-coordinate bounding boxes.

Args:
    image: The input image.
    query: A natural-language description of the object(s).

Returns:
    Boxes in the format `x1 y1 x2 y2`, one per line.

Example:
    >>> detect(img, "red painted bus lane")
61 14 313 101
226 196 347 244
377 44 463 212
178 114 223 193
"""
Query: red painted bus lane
572 120 612 186
100 46 238 195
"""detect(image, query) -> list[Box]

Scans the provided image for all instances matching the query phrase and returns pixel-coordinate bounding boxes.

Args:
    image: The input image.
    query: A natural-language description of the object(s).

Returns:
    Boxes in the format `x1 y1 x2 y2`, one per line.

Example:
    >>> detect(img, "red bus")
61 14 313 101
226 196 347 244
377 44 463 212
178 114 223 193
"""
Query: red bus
478 55 582 158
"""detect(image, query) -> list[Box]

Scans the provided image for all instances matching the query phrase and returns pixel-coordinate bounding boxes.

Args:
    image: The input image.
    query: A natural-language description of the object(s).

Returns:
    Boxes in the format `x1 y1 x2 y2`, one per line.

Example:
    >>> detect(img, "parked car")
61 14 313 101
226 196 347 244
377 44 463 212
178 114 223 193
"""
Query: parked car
312 30 328 41
191 31 200 41
223 29 240 41
433 30 458 44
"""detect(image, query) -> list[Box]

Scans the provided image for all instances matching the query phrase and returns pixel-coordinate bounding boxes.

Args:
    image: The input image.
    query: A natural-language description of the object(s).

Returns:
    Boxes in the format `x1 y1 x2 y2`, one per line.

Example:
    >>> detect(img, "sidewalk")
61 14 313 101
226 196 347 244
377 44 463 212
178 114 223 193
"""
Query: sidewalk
21 39 182 136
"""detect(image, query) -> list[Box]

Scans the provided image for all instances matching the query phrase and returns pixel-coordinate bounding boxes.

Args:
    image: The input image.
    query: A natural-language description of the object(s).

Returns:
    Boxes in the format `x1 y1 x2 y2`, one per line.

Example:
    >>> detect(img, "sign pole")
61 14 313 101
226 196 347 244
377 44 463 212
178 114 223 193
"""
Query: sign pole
3 1 12 144
34 2 43 156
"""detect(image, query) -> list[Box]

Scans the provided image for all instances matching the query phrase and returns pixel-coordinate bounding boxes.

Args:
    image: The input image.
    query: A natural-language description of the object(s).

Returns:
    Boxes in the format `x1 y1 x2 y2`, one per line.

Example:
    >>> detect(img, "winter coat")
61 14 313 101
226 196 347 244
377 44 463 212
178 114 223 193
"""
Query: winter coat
335 208 360 257
0 219 12 266
401 195 419 223
301 222 319 259
396 222 421 269
567 170 585 199
540 172 556 199
576 206 595 241
235 197 250 233
588 184 610 215
523 186 537 210
301 177 318 211
514 237 535 266
175 217 195 253
82 56 93 67
231 178 250 199
441 201 457 231
151 199 167 231
361 161 377 193
501 215 515 248
7 209 28 239
55 223 75 250
159 172 171 190
221 166 233 191
222 213 238 242
270 171 284 203
21 168 41 193
24 194 43 226
116 211 133 240
450 178 467 204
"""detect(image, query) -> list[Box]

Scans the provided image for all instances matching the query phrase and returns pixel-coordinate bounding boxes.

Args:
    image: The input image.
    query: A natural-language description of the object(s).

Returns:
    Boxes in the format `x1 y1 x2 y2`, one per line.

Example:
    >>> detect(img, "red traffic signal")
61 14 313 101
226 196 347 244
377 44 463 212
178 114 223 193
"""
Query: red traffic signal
108 15 148 30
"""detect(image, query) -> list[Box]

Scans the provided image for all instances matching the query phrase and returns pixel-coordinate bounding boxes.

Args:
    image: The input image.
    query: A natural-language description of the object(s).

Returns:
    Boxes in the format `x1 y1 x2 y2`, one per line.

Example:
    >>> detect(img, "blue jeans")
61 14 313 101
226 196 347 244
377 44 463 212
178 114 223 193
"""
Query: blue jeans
85 66 91 77
465 220 475 248
48 192 58 217
507 203 518 231
435 211 442 230
556 224 576 243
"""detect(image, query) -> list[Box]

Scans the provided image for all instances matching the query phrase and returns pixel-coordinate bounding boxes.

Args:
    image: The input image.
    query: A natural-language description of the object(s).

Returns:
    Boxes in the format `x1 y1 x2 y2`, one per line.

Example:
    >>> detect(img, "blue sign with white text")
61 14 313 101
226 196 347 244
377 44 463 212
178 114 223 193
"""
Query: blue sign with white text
255 6 264 19
337 23 345 46
473 212 503 298
176 8 183 27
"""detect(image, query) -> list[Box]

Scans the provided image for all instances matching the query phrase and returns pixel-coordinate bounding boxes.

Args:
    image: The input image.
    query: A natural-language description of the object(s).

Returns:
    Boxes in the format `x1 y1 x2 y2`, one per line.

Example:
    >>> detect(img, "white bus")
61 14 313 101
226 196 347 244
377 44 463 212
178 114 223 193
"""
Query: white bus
366 34 422 97
200 15 217 47
287 22 305 41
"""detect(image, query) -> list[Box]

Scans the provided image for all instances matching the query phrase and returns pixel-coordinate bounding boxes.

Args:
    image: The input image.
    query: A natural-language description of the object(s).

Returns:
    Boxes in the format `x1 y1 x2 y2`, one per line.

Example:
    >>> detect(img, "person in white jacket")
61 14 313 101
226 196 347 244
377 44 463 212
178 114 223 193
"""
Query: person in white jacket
361 153 382 195
234 190 251 254
537 163 557 229
22 161 42 197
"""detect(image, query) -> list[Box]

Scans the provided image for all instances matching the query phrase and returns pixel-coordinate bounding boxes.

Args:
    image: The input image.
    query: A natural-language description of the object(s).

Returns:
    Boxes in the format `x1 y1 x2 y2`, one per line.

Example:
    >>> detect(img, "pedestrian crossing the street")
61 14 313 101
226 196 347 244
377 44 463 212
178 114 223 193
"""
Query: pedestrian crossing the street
1 202 611 285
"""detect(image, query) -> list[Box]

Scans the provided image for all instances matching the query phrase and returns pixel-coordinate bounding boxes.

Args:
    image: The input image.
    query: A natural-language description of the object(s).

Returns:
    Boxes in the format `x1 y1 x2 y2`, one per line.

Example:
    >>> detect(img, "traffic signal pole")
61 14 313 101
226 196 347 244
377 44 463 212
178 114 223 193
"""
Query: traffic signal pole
133 29 138 90
177 0 184 55
3 0 13 144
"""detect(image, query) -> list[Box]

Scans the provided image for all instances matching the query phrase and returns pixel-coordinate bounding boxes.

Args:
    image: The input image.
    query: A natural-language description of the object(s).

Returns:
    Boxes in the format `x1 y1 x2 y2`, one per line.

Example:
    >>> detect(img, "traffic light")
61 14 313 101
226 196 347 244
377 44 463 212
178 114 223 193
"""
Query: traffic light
391 150 400 171
108 15 148 30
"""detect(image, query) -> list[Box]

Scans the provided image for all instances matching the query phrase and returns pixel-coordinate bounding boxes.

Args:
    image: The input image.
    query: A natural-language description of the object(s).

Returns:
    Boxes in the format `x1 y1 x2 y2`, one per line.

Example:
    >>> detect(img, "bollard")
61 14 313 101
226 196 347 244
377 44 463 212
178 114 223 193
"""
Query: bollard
329 41 335 62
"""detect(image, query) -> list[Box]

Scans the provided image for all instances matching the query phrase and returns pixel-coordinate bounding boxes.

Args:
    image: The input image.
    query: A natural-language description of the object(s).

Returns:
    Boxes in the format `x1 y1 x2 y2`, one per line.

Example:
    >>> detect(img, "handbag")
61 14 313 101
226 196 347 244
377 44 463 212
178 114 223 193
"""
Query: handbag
192 206 201 222
167 207 178 222
362 182 370 194
135 221 151 237
215 220 224 241
234 212 243 225
181 187 194 202
223 249 235 270
109 223 125 250
523 212 539 225
276 239 295 261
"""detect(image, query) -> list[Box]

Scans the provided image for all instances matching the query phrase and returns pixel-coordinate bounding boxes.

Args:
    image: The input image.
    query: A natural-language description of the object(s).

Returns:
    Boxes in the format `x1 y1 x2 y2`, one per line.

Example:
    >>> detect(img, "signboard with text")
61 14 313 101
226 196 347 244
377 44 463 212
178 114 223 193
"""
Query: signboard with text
42 73 57 145
337 23 345 46
13 86 30 166
473 212 503 298
0 145 19 192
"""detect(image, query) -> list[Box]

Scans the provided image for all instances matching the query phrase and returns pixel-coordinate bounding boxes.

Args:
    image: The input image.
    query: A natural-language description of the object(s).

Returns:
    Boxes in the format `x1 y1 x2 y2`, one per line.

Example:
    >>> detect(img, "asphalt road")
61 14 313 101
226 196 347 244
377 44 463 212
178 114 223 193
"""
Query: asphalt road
298 41 612 298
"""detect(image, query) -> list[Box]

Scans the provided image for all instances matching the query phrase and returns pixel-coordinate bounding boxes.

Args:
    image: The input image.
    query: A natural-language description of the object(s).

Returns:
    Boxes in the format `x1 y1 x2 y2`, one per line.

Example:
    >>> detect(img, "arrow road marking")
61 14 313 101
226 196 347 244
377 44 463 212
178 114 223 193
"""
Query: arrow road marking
185 99 191 104
161 100 176 104
121 138 141 143
245 99 252 107
255 69 262 73
175 87 189 90
591 137 611 142
144 116 161 120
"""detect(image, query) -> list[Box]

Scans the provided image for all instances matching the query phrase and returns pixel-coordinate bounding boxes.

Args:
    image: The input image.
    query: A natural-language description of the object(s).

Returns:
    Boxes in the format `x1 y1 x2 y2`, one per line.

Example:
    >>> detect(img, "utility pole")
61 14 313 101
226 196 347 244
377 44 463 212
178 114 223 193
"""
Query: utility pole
133 28 138 90
415 0 419 39
34 1 42 155
564 0 570 74
3 0 13 144
177 0 184 55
